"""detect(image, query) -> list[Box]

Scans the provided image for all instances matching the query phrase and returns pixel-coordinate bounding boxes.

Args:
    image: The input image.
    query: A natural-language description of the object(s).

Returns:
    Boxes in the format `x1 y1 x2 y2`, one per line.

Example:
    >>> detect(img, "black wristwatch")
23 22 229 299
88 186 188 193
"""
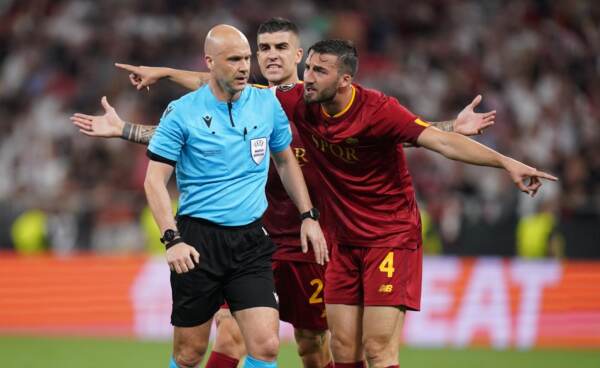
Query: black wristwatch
160 229 182 249
299 207 320 221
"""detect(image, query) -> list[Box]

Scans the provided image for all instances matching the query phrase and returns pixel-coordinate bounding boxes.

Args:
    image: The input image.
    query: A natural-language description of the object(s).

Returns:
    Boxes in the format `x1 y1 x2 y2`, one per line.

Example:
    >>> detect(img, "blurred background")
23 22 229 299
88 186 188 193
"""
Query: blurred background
0 0 599 367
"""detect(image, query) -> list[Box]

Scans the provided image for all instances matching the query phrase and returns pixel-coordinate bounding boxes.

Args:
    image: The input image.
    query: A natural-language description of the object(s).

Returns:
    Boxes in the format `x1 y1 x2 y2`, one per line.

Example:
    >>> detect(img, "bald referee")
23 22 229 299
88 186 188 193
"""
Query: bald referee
137 25 325 368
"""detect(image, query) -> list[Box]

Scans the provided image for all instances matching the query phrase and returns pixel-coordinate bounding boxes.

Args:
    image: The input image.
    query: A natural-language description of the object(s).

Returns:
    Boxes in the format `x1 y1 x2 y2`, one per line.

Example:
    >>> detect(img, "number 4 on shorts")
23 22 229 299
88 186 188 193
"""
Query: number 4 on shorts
379 251 395 278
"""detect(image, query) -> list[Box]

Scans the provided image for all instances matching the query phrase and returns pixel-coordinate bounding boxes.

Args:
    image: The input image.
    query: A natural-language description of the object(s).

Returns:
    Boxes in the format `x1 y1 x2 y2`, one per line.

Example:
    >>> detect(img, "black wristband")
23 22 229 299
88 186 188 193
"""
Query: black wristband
165 237 183 250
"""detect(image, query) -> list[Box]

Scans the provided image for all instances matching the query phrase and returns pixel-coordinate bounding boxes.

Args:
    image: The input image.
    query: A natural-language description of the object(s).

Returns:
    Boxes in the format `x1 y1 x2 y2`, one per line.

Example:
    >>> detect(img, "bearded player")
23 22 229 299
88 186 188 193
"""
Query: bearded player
71 20 500 368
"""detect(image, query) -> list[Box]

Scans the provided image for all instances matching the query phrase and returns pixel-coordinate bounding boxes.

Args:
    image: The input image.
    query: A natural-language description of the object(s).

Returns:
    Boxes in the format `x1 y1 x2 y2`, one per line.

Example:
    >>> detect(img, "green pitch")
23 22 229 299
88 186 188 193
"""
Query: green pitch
1 336 599 367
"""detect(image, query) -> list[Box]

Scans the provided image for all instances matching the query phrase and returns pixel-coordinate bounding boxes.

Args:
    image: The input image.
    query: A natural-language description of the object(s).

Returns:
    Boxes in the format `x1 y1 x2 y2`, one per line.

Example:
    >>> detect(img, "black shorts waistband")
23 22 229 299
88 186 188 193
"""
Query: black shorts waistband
177 215 263 230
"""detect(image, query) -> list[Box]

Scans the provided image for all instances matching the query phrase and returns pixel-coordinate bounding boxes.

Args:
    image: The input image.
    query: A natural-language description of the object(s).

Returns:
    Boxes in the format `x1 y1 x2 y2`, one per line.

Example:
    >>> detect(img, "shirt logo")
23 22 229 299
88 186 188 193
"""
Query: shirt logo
202 115 212 128
250 137 267 165
378 284 393 293
162 105 173 119
277 83 296 92
345 137 359 145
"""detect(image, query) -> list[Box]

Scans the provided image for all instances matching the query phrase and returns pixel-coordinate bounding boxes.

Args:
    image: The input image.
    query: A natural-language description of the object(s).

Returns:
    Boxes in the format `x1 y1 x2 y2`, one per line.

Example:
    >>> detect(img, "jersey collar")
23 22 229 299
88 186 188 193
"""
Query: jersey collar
321 85 356 119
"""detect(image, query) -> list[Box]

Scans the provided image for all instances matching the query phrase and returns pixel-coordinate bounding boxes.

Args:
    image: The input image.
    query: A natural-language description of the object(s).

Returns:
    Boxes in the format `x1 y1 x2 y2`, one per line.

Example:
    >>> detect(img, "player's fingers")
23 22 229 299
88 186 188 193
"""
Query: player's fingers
535 170 559 181
115 63 138 73
483 110 496 118
79 129 97 136
101 96 114 112
72 113 95 120
480 120 495 130
514 178 530 195
70 117 92 129
129 74 140 86
301 231 308 254
469 94 482 109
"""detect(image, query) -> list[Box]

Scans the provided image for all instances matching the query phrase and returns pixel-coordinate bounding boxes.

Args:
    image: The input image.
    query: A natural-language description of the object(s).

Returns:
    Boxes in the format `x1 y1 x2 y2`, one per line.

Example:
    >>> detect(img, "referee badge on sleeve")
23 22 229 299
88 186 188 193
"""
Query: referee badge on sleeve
250 137 267 165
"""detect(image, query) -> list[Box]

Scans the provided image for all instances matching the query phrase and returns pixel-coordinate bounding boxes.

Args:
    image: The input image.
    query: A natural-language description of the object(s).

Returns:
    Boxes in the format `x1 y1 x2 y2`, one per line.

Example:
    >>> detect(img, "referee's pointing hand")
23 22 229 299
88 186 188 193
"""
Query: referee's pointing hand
166 242 200 274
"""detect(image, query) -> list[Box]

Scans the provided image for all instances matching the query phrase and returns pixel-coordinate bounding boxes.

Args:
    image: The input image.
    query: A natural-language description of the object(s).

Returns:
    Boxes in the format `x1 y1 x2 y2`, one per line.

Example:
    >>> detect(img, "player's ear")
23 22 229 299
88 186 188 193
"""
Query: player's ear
338 73 352 88
295 47 304 64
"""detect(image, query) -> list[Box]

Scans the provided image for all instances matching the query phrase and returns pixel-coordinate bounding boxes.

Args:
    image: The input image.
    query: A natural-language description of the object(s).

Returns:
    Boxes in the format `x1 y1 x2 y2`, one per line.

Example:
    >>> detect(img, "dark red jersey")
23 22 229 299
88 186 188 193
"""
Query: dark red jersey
276 83 429 248
264 84 325 262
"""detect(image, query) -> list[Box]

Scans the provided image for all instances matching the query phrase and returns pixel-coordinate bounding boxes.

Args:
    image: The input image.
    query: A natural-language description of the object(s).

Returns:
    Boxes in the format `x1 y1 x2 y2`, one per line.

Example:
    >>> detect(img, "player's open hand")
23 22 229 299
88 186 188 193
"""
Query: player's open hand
300 220 329 265
454 95 496 136
502 157 558 197
70 96 124 138
166 242 200 274
115 63 168 90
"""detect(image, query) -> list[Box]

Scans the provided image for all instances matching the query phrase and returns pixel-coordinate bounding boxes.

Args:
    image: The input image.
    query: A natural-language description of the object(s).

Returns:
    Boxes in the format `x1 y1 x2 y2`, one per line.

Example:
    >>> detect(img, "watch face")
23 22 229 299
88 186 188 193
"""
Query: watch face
163 229 175 242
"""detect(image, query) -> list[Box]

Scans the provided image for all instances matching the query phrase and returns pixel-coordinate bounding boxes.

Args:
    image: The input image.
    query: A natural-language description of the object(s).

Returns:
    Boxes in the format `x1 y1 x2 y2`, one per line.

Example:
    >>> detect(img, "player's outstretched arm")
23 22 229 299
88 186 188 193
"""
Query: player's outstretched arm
70 96 156 145
416 127 558 197
271 147 329 265
115 63 209 91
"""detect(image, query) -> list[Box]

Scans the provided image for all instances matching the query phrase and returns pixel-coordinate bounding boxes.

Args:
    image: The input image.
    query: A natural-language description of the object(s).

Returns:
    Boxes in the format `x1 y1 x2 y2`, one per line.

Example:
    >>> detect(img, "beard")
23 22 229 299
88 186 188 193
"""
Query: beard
303 83 337 104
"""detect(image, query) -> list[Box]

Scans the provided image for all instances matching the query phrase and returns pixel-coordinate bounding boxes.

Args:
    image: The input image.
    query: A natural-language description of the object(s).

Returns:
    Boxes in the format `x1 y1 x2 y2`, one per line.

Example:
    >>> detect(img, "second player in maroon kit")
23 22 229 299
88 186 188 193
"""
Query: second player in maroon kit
265 116 329 332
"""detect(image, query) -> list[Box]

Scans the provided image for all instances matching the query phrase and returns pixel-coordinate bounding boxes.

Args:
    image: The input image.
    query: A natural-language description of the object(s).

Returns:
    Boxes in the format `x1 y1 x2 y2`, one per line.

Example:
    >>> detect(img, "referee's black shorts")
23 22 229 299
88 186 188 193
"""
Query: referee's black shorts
170 215 278 327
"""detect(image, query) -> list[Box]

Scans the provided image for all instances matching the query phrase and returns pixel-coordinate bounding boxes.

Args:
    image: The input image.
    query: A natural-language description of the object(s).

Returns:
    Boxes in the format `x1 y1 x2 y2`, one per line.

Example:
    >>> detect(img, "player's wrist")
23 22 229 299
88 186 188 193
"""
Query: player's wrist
299 207 320 222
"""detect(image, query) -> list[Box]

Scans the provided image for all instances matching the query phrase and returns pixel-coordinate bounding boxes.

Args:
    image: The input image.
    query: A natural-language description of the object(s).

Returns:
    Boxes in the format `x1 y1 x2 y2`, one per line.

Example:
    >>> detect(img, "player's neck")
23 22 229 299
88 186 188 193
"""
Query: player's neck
209 79 242 102
321 84 354 118
268 73 300 87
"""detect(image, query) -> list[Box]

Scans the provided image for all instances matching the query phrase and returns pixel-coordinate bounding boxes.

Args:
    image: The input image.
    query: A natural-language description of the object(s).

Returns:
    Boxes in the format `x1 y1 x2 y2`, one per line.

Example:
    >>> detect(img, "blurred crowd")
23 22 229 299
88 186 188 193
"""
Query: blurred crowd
0 0 598 257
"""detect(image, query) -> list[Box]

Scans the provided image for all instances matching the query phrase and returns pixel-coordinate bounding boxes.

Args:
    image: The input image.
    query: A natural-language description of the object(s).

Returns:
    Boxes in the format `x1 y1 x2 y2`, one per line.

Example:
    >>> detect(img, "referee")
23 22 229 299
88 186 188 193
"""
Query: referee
144 25 327 368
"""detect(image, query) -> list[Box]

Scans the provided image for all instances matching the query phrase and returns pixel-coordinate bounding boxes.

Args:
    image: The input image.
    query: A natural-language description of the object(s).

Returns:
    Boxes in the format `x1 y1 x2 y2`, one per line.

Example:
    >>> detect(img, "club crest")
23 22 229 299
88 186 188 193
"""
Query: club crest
250 137 267 165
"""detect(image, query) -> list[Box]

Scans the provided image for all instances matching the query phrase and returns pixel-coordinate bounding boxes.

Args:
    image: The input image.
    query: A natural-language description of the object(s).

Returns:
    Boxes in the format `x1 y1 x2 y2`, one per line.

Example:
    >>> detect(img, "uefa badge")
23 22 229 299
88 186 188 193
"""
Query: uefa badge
250 137 267 165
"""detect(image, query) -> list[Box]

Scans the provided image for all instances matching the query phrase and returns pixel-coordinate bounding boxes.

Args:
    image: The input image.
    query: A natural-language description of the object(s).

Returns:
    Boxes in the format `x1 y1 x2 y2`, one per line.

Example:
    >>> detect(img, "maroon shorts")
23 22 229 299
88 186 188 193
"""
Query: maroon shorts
273 260 328 331
325 243 422 310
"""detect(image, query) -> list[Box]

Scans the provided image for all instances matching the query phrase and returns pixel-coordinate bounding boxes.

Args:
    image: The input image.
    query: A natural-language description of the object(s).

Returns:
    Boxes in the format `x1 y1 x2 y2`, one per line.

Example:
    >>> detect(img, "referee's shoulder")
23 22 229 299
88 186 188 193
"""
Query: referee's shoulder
170 85 207 109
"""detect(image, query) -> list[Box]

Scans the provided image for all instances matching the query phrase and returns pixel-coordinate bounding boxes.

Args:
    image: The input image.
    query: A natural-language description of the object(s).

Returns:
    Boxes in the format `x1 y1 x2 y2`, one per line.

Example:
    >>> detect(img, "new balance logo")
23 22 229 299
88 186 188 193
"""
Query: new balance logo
202 115 212 128
378 284 393 293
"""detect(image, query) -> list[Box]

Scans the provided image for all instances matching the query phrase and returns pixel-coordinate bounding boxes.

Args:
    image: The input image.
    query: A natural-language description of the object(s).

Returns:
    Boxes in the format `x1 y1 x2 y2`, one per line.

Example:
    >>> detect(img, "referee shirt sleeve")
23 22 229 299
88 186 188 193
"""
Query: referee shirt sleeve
269 95 292 153
147 102 187 165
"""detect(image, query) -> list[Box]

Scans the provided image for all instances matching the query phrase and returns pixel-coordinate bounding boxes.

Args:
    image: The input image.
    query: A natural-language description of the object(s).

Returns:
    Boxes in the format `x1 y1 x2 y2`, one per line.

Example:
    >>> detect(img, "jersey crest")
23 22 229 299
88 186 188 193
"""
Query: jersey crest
277 83 296 92
250 137 267 165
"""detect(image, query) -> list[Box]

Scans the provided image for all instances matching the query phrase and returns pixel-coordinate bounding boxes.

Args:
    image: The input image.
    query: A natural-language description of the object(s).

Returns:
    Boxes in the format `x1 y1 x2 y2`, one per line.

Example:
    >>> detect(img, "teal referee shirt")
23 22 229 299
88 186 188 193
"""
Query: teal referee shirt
147 84 292 226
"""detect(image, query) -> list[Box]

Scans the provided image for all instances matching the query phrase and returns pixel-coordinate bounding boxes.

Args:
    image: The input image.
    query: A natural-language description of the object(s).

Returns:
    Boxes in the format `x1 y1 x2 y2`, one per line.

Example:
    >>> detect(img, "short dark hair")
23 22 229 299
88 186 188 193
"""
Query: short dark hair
257 17 299 36
307 39 358 76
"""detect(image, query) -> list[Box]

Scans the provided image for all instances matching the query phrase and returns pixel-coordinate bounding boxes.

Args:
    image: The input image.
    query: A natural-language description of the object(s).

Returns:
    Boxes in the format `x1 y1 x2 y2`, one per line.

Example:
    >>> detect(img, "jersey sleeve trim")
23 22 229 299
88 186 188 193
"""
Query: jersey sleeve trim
414 118 431 127
146 149 176 167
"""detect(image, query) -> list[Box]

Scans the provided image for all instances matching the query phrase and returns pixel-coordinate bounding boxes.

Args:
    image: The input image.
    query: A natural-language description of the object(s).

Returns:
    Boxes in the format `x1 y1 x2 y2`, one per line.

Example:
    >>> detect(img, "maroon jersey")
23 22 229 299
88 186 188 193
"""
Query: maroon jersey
276 83 429 248
264 84 324 262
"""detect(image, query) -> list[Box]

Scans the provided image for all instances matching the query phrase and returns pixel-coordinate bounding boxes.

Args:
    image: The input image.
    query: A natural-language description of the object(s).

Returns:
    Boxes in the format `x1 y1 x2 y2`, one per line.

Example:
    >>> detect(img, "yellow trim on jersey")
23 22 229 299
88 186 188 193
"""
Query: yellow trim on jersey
414 118 431 127
321 85 356 118
252 83 268 89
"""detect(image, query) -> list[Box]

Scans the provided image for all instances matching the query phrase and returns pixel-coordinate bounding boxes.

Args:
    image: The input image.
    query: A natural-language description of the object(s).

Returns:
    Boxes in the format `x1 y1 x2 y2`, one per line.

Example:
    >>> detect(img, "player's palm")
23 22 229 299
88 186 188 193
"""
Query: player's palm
70 96 124 138
455 95 497 136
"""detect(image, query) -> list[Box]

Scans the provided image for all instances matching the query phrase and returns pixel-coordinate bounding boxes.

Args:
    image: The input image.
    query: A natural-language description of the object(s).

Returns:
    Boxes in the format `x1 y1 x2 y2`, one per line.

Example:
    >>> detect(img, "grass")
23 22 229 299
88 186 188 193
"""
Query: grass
0 336 599 367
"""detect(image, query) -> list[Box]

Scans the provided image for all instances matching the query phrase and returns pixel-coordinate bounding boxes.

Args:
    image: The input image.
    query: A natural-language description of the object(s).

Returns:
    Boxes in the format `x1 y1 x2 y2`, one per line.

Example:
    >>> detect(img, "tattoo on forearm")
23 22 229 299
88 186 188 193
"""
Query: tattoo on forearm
120 121 156 145
431 120 455 132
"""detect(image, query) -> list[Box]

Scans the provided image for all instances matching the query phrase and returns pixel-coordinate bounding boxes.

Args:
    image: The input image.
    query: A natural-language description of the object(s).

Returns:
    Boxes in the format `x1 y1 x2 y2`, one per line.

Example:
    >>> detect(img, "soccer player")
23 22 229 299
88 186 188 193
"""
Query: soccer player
273 40 556 368
75 24 329 368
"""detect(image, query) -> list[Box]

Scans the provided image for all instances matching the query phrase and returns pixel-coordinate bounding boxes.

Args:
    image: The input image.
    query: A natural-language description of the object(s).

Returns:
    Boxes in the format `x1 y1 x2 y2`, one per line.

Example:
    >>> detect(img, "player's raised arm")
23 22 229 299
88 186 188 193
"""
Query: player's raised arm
115 63 209 91
70 96 156 145
416 127 558 197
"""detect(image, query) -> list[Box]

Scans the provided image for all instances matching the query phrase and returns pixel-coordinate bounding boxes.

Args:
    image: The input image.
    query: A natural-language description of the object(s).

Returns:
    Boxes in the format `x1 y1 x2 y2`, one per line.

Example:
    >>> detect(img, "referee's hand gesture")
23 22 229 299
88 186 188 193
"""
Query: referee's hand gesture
167 243 200 274
301 220 329 265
